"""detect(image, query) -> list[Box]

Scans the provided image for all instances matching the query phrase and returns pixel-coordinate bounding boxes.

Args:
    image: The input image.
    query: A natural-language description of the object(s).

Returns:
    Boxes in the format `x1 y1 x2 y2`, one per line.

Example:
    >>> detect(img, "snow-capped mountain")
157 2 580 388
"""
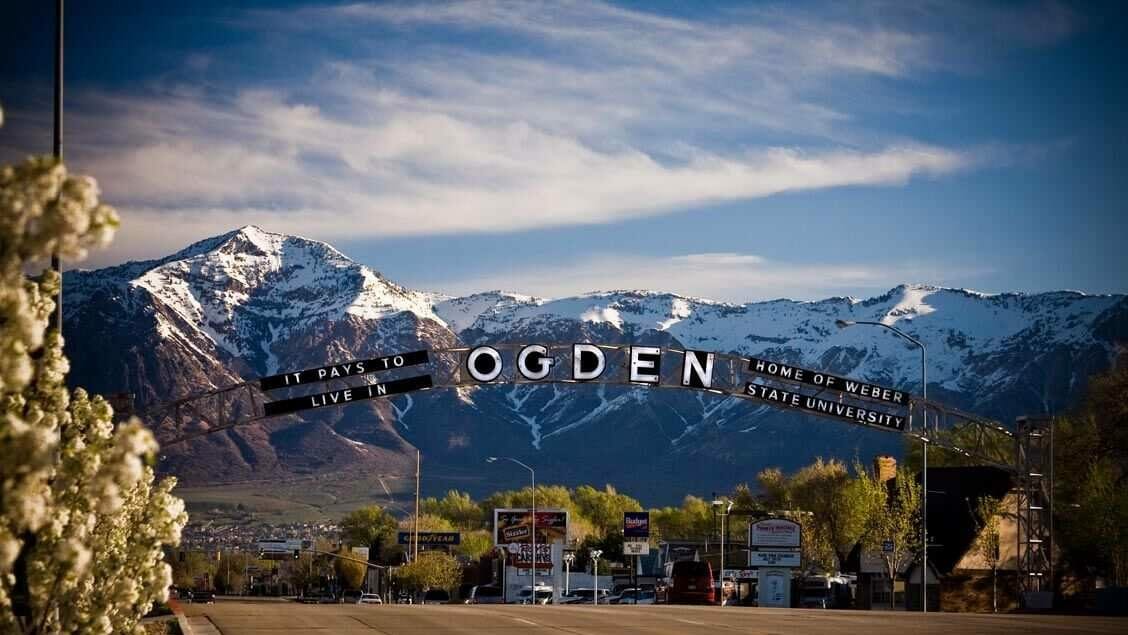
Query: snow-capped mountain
62 226 1128 503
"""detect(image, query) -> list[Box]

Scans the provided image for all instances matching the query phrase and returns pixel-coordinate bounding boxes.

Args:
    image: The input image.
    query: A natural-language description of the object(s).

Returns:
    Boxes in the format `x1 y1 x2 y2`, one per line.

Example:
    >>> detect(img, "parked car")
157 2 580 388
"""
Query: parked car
421 588 450 605
187 590 215 604
340 590 363 604
612 588 656 605
560 588 609 604
464 585 505 604
663 560 715 605
357 593 383 605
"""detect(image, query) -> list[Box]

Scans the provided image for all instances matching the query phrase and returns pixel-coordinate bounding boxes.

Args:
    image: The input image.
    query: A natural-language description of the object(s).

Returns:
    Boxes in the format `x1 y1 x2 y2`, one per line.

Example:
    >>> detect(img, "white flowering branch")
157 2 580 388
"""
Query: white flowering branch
1 106 188 634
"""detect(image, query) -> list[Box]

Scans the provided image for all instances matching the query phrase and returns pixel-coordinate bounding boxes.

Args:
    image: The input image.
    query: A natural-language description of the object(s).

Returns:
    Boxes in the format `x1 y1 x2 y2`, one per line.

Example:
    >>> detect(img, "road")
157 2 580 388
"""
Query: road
181 600 1125 634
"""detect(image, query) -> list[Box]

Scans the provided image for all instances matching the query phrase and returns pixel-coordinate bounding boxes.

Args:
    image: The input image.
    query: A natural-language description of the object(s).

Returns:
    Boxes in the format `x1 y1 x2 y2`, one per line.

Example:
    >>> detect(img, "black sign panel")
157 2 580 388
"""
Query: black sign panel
746 356 908 406
744 383 906 431
263 374 433 417
397 532 461 545
624 511 650 538
259 350 430 391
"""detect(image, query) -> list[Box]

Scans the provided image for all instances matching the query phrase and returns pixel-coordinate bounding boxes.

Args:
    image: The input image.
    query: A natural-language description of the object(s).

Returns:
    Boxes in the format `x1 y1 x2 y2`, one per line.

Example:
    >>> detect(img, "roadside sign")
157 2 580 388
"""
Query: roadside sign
259 350 430 390
263 374 432 417
749 519 801 548
624 511 650 539
757 568 792 608
493 509 568 545
749 550 801 568
396 532 460 546
882 540 894 553
623 541 650 556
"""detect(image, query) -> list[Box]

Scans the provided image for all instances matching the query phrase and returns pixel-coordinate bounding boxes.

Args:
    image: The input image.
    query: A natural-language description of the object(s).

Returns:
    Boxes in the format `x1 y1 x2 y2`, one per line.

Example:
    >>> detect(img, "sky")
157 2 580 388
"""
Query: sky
1 0 1125 303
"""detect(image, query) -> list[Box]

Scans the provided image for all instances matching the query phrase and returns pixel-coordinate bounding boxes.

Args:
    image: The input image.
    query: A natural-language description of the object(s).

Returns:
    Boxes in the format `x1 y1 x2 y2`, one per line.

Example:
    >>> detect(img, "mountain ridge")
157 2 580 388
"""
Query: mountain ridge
60 226 1127 502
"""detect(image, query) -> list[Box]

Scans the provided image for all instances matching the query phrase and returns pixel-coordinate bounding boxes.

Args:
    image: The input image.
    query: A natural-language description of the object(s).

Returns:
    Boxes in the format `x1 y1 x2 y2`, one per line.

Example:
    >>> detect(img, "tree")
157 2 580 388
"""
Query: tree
395 552 461 593
455 530 494 561
757 460 870 573
340 505 397 562
650 495 713 541
972 496 1003 612
420 490 484 531
0 116 187 634
171 551 217 590
1054 369 1128 588
573 485 642 536
400 513 455 533
333 549 367 590
857 463 922 609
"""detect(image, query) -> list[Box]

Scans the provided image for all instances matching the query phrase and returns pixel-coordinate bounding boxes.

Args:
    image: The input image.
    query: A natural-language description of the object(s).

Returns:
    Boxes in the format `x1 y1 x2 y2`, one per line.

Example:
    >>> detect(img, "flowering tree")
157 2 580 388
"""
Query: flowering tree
0 107 187 634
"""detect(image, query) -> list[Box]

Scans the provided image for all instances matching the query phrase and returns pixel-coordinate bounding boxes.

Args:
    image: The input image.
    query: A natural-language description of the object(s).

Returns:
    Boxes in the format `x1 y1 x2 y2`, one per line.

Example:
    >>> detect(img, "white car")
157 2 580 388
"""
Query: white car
560 588 610 604
357 593 383 605
614 589 656 605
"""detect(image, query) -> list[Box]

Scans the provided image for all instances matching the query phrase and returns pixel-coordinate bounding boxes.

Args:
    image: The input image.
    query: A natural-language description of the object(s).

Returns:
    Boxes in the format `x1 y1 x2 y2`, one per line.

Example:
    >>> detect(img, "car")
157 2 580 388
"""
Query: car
421 588 450 605
357 593 383 605
559 588 609 604
464 585 505 605
516 585 555 605
612 588 656 605
340 590 363 604
188 590 215 604
663 560 715 605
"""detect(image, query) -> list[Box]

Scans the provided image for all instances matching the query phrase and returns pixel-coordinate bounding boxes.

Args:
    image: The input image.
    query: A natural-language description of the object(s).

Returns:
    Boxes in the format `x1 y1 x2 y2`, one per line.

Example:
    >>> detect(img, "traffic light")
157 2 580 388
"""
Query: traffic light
293 549 300 559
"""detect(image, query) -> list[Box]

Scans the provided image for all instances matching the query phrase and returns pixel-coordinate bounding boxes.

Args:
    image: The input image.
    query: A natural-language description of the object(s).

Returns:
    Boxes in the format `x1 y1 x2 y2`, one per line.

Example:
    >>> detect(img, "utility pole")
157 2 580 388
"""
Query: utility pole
50 0 64 332
413 450 421 562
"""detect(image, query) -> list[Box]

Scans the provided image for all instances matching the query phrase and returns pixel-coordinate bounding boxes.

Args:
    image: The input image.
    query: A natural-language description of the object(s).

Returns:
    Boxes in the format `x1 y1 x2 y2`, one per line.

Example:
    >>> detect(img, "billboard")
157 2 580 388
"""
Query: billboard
623 511 650 538
493 508 568 568
749 519 802 548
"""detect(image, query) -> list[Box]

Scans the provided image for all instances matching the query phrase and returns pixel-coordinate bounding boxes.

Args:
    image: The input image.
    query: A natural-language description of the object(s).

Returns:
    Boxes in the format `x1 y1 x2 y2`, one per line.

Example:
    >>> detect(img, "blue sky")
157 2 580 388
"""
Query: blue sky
1 0 1125 302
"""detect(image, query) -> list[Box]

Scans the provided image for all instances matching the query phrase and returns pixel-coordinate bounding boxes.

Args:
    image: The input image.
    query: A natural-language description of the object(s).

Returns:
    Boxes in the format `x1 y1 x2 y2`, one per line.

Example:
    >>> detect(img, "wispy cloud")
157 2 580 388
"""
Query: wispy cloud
1 0 1079 263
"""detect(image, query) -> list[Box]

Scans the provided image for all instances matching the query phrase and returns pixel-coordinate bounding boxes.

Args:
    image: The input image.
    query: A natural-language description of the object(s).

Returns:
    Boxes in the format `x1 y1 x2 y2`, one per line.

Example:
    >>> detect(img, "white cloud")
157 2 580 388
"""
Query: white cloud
9 0 1076 260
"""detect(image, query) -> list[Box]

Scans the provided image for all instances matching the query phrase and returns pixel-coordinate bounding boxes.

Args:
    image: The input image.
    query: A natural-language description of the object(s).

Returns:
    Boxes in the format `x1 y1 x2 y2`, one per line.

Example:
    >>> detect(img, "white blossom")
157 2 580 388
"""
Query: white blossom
0 109 186 633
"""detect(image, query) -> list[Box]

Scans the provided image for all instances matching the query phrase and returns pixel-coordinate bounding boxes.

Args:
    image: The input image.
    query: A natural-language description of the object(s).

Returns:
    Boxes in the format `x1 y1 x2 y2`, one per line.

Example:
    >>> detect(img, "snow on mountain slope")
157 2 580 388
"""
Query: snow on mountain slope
60 227 1127 495
69 226 443 374
444 285 1123 412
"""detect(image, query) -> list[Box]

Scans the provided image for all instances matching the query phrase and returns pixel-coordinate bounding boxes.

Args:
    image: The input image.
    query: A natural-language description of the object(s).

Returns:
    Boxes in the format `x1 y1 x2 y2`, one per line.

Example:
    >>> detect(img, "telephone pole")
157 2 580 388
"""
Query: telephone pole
413 450 421 562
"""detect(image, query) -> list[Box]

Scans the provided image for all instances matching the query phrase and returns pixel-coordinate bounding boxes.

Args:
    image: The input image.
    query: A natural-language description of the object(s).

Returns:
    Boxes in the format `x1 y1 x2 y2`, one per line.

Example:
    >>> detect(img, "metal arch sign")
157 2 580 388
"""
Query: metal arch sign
258 342 910 432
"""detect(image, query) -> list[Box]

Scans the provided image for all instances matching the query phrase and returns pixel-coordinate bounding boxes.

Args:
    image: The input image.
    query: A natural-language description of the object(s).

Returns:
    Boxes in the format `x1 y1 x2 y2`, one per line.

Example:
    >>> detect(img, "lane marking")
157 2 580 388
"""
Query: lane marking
511 617 539 626
675 618 707 626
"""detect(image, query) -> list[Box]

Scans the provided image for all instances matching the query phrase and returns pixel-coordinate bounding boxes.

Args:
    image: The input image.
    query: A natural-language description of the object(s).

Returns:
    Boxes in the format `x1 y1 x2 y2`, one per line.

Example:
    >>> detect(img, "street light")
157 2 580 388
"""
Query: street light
487 456 537 603
712 499 734 606
590 550 603 605
563 552 575 596
836 318 929 613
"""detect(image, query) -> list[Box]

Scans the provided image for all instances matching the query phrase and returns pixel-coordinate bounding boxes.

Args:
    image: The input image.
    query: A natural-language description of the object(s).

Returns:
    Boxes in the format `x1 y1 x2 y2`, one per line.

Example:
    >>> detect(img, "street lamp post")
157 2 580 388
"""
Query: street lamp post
590 550 602 605
563 552 575 596
712 499 734 606
836 318 928 613
487 457 537 602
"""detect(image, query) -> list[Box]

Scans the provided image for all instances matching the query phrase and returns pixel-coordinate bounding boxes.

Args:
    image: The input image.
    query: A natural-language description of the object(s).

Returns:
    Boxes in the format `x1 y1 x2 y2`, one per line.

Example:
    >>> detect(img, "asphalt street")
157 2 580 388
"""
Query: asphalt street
180 600 1126 634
